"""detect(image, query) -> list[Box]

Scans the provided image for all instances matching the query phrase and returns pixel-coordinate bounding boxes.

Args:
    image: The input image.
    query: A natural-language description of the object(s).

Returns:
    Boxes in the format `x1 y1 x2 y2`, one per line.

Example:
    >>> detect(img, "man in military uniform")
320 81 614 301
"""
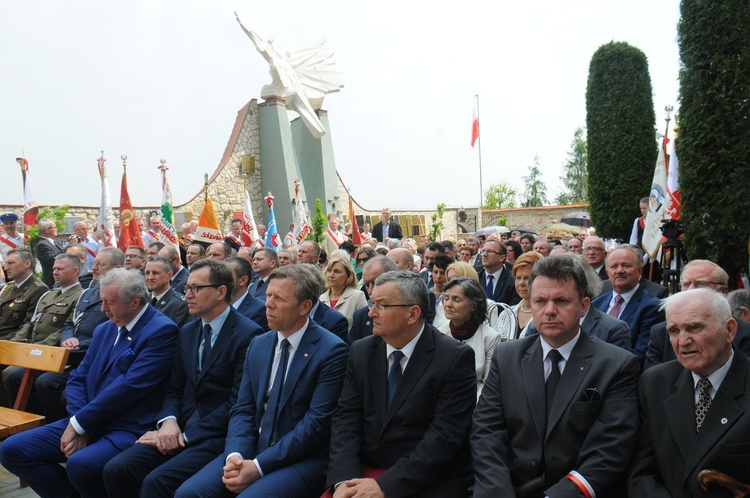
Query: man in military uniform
0 248 48 342
146 257 190 327
1 253 82 406
0 213 24 277
28 247 123 421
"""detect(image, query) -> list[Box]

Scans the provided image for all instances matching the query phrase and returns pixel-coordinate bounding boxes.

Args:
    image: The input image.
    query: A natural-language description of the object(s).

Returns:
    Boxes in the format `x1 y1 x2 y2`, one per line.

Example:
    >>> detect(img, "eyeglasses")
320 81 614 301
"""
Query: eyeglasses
367 299 417 312
184 284 221 295
125 254 144 259
679 281 726 290
482 250 504 256
582 247 604 253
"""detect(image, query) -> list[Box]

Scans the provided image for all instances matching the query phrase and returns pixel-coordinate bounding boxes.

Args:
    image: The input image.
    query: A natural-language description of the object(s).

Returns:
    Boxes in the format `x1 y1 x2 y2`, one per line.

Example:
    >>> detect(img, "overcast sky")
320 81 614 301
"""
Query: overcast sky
1 0 680 211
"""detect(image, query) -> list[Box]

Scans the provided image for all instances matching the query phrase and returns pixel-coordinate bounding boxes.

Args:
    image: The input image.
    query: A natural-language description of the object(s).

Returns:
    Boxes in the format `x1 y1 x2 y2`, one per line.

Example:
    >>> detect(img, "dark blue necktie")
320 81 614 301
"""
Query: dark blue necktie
485 274 494 297
388 350 404 407
259 338 290 450
200 324 212 370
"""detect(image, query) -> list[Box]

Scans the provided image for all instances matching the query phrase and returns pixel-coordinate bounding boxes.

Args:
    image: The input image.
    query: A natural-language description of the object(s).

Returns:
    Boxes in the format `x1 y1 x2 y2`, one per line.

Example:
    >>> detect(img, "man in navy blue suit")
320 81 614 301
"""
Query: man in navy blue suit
103 259 264 497
175 264 349 497
0 268 178 498
225 256 269 330
592 245 663 362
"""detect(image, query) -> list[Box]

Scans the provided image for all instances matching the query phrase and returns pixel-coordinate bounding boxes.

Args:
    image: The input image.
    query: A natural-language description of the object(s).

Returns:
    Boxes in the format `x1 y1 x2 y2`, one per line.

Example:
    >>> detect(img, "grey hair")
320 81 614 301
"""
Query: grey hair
373 270 428 320
573 254 602 299
98 247 125 266
147 257 173 274
681 259 729 286
364 255 397 273
529 254 589 300
160 245 179 261
727 290 750 320
269 264 322 306
606 245 645 268
55 253 81 272
661 288 731 329
99 268 149 306
7 248 34 268
297 263 325 297
37 218 56 232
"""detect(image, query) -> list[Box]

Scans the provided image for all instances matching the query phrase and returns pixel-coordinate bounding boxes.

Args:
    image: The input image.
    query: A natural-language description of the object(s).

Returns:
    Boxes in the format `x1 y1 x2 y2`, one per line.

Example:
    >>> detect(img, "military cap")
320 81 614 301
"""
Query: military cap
0 213 20 223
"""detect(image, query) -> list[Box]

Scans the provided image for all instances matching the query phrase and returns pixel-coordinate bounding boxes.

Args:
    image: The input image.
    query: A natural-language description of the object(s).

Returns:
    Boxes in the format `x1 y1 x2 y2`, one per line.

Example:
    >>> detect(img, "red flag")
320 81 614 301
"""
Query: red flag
666 140 681 220
349 197 362 246
15 157 38 245
118 168 144 251
471 103 480 148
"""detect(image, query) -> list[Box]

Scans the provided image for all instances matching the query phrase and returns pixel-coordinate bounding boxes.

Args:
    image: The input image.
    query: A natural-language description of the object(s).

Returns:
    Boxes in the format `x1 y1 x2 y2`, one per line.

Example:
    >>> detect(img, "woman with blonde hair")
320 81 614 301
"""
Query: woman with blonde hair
319 255 367 329
495 251 544 341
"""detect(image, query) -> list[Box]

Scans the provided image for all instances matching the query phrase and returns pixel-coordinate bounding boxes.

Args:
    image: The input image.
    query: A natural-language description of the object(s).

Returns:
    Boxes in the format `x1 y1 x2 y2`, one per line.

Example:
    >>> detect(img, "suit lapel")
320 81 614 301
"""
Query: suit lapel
547 335 593 438
618 288 642 325
664 370 699 462
197 310 236 382
369 338 388 430
383 328 435 429
256 333 276 423
278 322 319 411
521 338 547 441
580 308 598 335
683 356 748 477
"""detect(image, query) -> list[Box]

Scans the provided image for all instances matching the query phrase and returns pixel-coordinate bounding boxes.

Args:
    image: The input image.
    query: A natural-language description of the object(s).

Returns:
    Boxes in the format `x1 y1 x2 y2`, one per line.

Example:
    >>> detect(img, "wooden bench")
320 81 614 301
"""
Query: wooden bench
0 340 69 439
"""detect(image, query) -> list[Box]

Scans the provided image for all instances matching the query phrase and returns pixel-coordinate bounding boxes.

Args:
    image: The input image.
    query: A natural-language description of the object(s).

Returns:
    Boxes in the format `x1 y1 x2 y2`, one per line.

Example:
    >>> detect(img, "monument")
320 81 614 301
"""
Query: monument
235 12 345 228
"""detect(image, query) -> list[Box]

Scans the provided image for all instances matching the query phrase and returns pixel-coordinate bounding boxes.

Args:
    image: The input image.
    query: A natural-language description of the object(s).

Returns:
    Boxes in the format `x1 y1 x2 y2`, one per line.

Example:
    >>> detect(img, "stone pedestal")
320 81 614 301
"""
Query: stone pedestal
259 98 308 231
291 110 339 217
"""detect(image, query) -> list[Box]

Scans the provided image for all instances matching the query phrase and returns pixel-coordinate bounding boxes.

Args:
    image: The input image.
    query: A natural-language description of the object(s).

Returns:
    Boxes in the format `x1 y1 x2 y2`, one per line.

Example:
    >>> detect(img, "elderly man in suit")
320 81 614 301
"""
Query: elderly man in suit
146 258 190 327
175 264 349 497
473 255 640 498
225 257 269 330
159 245 189 295
36 217 64 287
348 256 398 344
582 236 608 281
478 239 521 305
0 268 179 498
592 245 664 362
645 260 750 370
372 208 403 243
103 259 264 497
629 289 750 496
326 271 477 497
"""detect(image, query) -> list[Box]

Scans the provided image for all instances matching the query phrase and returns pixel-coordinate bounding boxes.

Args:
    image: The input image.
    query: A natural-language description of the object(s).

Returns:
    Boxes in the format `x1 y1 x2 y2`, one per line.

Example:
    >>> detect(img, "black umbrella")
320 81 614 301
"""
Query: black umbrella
560 211 591 228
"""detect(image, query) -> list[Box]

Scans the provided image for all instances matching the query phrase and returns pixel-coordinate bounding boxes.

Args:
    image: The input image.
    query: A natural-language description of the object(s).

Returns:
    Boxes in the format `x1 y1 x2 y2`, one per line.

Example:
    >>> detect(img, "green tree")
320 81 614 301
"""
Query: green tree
429 203 445 241
678 0 750 285
556 127 589 205
521 156 548 207
586 41 656 240
307 198 327 243
483 181 518 209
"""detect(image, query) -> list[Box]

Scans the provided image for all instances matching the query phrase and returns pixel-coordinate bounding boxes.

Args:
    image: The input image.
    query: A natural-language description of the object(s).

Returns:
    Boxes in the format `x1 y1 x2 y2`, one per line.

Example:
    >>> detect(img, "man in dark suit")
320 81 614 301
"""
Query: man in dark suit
599 276 669 299
175 264 349 497
371 207 403 243
478 239 520 305
146 258 191 327
34 247 124 422
326 271 476 497
348 256 397 344
103 259 264 497
645 259 750 369
592 245 664 361
248 247 277 301
225 257 269 331
159 245 189 295
0 268 179 498
36 217 64 287
629 289 750 497
582 235 608 281
472 255 640 497
419 242 444 289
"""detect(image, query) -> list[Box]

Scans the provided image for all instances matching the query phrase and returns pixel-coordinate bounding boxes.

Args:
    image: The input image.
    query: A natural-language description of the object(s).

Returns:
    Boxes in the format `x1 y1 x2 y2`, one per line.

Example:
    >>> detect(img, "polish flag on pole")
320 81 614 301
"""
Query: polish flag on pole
666 140 681 220
15 157 38 246
96 152 117 248
471 103 480 148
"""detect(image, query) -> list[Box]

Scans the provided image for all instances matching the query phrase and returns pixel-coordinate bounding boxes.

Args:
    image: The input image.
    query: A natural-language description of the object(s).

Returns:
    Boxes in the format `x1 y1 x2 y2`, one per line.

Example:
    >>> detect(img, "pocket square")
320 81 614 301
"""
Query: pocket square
582 387 602 402
121 348 135 357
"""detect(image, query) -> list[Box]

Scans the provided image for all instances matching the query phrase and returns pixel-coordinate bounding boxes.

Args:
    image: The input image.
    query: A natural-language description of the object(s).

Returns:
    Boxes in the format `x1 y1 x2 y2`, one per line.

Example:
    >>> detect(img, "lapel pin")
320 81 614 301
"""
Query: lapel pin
580 367 584 370
127 336 132 341
304 353 309 358
721 418 728 424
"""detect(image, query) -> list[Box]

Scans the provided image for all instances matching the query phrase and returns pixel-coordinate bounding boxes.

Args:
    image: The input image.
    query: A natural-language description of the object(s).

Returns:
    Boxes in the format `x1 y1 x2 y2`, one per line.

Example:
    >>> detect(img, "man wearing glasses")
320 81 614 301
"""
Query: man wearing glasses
645 260 750 368
582 236 608 280
124 246 147 273
326 271 476 497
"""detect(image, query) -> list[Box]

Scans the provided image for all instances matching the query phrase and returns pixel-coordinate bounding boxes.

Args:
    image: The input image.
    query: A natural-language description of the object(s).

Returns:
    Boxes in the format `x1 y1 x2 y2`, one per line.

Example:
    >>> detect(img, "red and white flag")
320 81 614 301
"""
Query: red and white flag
15 157 38 245
349 196 362 246
471 103 480 148
241 190 261 249
666 140 681 220
292 180 312 245
96 152 117 248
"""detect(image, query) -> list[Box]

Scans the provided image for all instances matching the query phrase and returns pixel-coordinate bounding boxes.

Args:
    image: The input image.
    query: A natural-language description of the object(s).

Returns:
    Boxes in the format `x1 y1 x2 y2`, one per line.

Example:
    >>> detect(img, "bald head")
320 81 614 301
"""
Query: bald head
387 248 414 271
